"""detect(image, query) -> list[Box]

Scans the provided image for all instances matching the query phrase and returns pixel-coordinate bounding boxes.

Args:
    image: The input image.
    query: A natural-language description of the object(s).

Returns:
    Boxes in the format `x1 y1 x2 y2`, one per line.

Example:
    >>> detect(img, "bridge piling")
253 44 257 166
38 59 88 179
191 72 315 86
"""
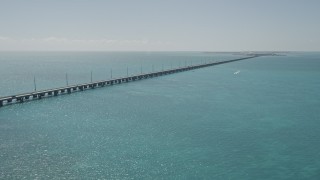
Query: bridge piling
0 56 258 108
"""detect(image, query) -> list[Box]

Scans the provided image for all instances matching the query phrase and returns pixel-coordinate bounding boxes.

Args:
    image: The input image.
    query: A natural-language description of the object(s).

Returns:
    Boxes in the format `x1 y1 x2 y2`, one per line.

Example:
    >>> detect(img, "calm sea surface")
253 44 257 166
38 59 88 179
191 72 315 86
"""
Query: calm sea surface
0 52 320 179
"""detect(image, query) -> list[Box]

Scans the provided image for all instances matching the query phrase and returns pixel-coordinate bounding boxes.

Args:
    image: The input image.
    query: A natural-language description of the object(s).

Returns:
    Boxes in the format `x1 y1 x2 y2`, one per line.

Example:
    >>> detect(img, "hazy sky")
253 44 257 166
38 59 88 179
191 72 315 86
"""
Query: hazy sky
0 0 319 51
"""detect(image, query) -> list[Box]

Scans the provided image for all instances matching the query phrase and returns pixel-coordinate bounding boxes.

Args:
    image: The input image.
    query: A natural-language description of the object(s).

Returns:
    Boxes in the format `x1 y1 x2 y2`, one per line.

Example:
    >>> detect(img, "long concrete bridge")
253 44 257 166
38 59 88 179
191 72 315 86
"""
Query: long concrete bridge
0 56 258 108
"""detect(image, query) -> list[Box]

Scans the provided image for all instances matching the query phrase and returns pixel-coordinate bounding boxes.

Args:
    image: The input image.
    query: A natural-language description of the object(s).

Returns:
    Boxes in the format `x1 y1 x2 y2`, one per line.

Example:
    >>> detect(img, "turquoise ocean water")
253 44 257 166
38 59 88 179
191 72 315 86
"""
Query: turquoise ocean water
0 52 320 179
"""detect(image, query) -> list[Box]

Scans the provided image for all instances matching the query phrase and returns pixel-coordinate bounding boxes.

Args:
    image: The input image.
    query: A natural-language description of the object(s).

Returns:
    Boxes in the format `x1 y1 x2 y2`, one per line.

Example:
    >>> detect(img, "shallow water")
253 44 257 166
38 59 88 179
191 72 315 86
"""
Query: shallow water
0 52 320 179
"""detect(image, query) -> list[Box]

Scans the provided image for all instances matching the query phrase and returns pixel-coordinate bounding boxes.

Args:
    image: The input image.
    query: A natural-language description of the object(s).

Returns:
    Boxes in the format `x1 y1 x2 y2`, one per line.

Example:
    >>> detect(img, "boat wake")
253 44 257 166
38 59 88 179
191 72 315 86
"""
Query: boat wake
234 70 240 75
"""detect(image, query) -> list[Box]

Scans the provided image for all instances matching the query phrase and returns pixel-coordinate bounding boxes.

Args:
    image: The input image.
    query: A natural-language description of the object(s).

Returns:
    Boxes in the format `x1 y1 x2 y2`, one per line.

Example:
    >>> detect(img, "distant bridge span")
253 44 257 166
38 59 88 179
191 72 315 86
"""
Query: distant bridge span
0 56 259 108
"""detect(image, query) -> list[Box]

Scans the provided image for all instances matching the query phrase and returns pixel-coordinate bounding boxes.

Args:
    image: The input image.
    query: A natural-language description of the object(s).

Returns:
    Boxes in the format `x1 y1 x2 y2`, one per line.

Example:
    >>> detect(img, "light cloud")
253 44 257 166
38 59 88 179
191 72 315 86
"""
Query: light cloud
0 36 11 41
42 37 69 43
0 37 149 44
0 36 171 51
0 37 7 40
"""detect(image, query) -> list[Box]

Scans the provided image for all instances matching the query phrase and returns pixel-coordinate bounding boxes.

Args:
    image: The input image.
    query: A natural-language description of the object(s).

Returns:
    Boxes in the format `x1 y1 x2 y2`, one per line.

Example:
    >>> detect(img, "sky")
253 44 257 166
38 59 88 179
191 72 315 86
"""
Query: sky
0 0 319 51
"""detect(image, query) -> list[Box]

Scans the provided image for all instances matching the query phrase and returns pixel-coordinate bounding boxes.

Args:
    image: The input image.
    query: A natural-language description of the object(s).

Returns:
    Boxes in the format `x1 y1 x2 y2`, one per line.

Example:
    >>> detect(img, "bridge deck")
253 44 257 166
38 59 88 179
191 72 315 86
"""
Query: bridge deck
0 56 257 107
